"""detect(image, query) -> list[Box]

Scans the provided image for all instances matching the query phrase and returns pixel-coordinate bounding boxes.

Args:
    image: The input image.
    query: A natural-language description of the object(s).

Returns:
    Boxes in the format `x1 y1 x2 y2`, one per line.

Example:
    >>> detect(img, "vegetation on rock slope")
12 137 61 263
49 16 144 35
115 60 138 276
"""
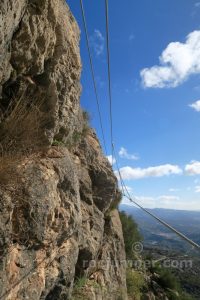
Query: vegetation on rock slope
119 211 194 300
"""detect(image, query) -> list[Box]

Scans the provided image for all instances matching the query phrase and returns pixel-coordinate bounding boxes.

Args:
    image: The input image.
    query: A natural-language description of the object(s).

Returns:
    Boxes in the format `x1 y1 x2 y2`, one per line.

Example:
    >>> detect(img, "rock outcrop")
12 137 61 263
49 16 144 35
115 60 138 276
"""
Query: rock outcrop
0 1 127 299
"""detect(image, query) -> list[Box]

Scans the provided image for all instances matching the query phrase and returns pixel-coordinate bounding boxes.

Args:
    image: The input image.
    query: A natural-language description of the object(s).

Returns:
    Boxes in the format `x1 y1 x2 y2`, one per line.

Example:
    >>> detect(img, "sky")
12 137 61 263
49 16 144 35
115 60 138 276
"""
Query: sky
67 0 200 210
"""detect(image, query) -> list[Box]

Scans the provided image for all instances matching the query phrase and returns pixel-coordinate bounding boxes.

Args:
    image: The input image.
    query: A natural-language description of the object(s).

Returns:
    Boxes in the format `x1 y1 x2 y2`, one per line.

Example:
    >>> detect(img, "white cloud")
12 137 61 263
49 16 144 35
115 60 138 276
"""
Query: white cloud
195 2 200 7
195 186 200 193
106 155 116 165
140 30 200 88
158 195 180 202
119 147 139 160
119 185 133 194
122 193 200 210
90 29 104 56
122 194 180 209
189 99 200 112
135 196 155 207
116 164 182 180
185 161 200 175
169 188 180 192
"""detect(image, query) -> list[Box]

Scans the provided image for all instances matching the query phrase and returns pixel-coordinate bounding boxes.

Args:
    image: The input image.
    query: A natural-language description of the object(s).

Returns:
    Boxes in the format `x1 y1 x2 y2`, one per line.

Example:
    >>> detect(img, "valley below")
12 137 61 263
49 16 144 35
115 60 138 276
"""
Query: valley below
120 204 200 299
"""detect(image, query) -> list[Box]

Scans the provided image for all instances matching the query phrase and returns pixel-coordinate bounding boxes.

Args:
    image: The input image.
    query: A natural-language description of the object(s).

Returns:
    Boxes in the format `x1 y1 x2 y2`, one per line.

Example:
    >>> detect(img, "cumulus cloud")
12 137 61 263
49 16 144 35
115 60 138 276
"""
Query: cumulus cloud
106 155 116 165
119 147 139 160
189 99 200 112
116 164 182 180
121 189 200 210
90 29 104 56
140 30 200 88
122 194 181 209
185 161 200 175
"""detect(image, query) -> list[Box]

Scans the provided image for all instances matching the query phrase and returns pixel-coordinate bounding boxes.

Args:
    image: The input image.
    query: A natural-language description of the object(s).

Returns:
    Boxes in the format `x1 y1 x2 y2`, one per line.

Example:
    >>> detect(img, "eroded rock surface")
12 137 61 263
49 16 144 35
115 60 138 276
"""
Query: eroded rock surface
0 1 127 299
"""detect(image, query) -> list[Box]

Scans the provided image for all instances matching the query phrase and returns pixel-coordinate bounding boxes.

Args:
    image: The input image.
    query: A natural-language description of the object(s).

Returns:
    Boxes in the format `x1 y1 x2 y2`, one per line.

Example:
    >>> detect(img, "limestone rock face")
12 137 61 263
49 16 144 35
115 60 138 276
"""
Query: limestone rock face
0 0 26 84
0 1 127 299
0 0 81 142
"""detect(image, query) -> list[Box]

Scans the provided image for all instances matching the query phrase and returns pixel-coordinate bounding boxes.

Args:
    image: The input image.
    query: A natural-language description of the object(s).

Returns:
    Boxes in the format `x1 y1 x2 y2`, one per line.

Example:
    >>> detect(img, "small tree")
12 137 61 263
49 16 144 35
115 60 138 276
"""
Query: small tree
119 211 142 259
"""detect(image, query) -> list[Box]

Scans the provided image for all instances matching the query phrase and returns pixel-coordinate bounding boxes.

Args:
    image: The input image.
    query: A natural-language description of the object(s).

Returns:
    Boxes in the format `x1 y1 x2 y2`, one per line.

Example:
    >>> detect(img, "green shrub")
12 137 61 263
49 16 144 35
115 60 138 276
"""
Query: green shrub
71 276 88 300
72 276 103 300
72 131 82 144
126 269 146 300
165 289 193 300
52 139 65 146
119 211 142 259
151 264 194 300
151 264 180 291
157 268 180 290
179 292 194 300
74 276 88 289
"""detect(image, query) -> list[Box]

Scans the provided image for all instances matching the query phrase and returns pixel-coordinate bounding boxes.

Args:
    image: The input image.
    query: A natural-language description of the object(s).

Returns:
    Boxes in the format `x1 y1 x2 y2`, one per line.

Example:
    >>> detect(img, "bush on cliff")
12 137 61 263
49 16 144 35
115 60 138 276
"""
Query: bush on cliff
150 263 194 300
126 268 146 300
119 211 142 259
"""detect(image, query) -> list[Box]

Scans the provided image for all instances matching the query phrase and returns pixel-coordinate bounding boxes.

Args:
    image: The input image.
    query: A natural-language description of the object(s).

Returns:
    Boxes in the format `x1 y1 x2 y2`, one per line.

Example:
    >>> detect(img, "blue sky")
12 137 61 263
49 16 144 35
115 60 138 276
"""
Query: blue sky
67 0 200 210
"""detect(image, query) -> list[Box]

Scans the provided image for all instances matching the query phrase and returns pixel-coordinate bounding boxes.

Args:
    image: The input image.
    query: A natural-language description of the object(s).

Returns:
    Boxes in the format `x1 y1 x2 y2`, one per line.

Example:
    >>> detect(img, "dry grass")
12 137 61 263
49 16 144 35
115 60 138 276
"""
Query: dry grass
0 96 48 153
0 155 21 186
109 190 122 211
0 96 49 186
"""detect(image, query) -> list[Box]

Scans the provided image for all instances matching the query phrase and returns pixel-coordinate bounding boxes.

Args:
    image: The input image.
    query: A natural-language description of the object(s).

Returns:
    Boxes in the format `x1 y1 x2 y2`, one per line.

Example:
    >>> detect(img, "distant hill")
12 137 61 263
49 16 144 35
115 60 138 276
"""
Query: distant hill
119 204 200 252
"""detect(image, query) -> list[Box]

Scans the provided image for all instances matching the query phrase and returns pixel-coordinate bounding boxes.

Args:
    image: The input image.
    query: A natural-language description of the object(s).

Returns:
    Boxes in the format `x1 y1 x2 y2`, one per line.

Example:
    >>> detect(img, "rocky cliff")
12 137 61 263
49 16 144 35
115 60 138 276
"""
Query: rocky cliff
0 1 127 299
